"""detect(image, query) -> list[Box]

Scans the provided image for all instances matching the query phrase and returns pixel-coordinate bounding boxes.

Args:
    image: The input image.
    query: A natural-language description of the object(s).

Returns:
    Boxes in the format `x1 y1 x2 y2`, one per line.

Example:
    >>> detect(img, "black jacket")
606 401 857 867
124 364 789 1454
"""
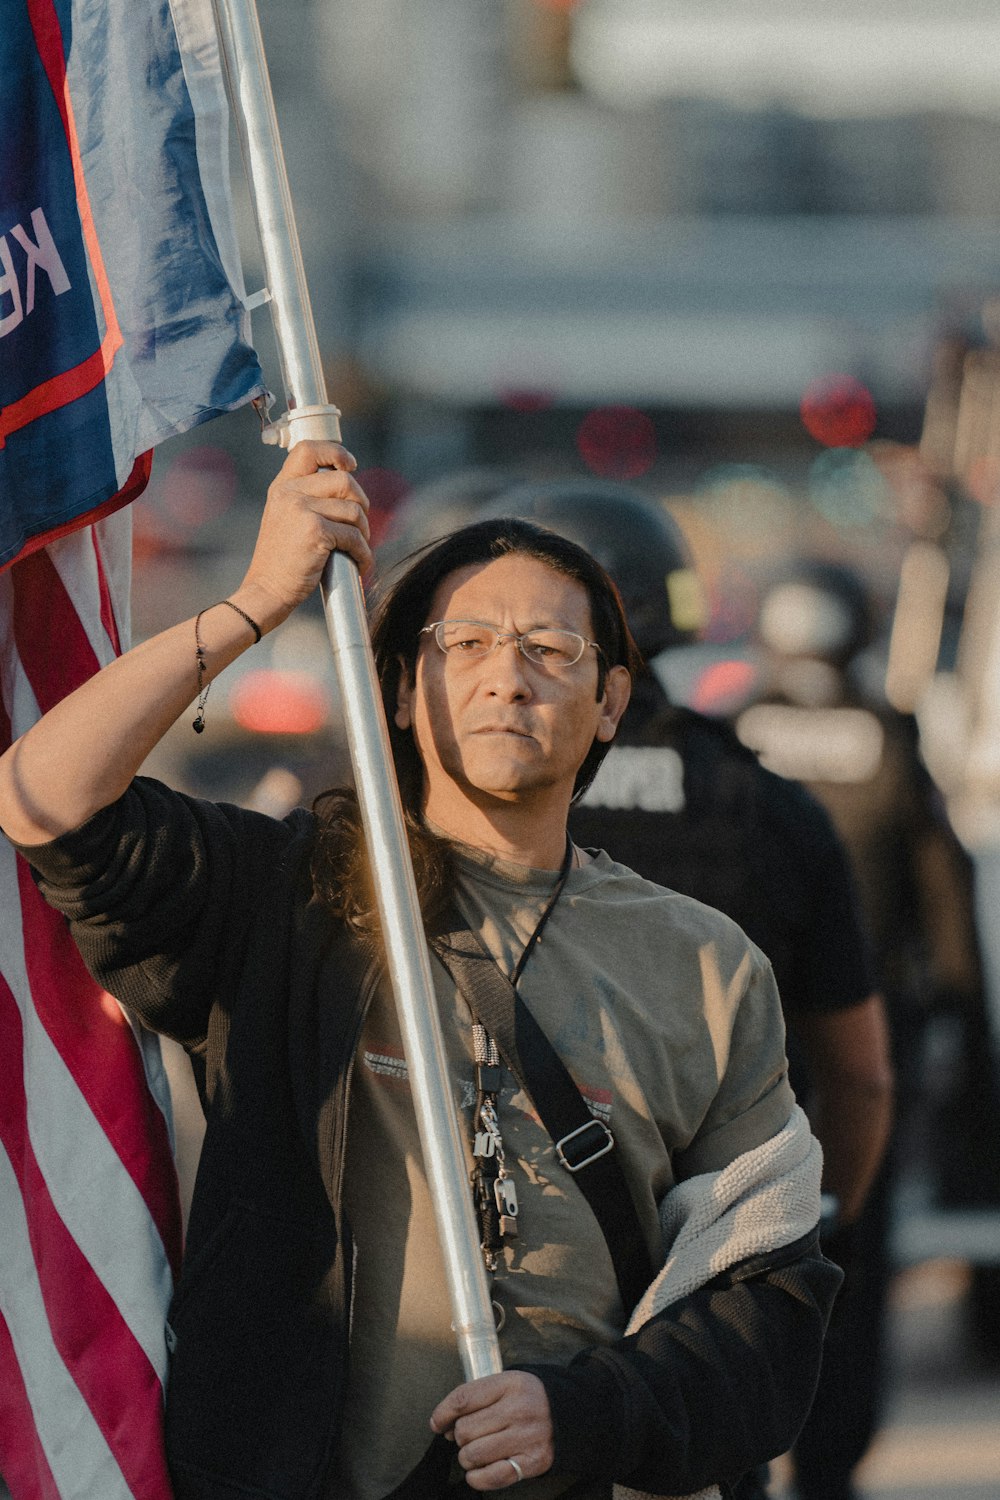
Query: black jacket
21 777 841 1500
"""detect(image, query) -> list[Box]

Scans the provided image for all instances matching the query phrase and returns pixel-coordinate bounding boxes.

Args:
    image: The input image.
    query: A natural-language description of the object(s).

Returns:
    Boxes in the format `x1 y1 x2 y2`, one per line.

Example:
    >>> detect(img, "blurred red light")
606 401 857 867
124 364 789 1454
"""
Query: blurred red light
690 660 758 717
800 375 877 448
229 670 328 735
499 388 556 413
576 405 657 479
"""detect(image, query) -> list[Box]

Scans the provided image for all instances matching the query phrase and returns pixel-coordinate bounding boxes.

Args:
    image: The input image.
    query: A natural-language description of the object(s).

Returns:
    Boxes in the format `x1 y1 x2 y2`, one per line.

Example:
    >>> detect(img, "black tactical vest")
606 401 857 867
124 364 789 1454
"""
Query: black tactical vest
570 683 792 999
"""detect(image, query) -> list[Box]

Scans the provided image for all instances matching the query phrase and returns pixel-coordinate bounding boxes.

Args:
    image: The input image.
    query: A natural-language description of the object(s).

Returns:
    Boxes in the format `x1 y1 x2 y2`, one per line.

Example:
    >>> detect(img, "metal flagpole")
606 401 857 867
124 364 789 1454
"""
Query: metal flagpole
211 0 502 1382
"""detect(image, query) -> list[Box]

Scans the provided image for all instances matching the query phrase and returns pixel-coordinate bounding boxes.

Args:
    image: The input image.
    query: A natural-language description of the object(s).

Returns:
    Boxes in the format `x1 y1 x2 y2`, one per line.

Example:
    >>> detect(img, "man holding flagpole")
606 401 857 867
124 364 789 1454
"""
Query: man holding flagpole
0 437 841 1500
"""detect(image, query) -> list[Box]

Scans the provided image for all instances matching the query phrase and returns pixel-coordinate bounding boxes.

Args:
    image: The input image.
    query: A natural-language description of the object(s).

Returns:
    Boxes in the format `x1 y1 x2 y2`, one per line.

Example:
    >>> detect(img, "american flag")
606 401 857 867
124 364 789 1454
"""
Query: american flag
0 517 181 1497
0 0 265 1493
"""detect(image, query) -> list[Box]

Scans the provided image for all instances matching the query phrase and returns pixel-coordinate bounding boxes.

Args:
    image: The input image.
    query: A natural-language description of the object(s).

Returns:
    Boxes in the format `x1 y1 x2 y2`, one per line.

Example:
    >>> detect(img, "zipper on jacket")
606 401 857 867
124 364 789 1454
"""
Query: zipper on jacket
335 957 383 1342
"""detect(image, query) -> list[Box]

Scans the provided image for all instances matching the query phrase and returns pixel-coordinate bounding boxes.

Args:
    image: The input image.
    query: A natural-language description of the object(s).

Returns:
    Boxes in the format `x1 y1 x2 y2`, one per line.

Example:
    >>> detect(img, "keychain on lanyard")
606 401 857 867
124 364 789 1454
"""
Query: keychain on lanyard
470 837 575 1273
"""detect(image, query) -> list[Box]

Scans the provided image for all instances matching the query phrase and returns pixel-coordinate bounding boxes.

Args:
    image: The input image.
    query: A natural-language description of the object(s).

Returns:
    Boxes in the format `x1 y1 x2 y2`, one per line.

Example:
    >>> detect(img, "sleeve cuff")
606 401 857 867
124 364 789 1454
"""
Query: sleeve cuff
10 794 129 884
515 1357 626 1480
675 1075 796 1179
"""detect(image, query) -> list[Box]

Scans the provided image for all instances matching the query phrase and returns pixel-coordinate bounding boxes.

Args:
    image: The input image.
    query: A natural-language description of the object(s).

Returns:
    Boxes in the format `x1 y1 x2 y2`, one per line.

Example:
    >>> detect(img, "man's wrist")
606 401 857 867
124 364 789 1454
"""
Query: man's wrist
226 580 290 639
515 1361 625 1481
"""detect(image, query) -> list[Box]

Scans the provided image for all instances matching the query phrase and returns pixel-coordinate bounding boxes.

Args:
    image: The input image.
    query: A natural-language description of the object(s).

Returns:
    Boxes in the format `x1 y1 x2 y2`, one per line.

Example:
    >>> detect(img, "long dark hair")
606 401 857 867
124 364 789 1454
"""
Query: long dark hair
311 516 639 944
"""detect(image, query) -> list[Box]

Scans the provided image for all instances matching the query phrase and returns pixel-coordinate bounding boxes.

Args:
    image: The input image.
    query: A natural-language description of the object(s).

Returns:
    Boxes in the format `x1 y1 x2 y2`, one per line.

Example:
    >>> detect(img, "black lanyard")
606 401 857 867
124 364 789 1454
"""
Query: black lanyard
509 835 574 989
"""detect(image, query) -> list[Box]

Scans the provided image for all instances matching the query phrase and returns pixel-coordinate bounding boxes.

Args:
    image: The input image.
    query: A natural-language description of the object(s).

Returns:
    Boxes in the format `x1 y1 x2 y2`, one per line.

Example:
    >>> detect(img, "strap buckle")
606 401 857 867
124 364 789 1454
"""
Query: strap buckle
555 1119 615 1173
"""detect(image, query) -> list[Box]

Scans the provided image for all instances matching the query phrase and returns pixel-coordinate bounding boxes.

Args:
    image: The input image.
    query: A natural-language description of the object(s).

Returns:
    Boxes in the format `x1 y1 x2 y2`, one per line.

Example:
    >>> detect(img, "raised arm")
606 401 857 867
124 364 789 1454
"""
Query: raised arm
0 440 370 846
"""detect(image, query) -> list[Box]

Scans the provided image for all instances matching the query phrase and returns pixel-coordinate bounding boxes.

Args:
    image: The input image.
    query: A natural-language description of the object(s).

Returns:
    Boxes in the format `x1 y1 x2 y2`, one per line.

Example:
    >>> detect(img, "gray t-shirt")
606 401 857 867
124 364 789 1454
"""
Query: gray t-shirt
336 844 793 1500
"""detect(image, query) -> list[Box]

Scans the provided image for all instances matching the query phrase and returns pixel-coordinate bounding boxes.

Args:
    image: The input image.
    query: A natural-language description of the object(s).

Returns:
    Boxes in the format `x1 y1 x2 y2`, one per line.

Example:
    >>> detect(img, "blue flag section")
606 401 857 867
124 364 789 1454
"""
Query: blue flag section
0 0 266 570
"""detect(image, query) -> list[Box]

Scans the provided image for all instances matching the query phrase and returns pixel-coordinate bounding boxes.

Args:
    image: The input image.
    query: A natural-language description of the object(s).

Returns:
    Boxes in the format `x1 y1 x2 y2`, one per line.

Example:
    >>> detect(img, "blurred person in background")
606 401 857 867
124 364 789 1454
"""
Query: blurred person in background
376 466 528 580
479 479 894 1500
737 555 1000 1500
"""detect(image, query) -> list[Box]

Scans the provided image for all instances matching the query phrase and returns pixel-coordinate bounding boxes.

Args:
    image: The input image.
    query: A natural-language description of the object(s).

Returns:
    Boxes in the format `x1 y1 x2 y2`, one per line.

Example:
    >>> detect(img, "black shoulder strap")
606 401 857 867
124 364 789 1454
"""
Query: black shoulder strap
432 911 655 1314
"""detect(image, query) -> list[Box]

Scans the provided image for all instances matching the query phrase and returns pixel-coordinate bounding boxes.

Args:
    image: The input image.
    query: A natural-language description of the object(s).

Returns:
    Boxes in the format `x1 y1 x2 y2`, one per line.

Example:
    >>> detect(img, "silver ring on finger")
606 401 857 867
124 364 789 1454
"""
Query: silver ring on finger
506 1457 524 1484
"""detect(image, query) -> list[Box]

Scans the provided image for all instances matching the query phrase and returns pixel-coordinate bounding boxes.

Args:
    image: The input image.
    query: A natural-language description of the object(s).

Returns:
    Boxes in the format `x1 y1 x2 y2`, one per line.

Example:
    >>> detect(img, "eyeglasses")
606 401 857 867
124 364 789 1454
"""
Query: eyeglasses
420 619 601 668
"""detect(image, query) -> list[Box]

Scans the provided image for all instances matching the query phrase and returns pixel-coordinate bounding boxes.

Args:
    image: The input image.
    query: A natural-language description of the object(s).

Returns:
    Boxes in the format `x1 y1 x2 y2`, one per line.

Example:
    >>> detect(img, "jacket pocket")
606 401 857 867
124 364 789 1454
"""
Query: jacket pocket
165 1202 343 1500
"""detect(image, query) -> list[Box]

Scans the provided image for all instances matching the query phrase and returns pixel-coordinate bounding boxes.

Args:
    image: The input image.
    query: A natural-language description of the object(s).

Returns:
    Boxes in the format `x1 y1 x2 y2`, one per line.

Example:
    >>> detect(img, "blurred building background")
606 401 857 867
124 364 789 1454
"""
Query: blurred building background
138 0 1000 839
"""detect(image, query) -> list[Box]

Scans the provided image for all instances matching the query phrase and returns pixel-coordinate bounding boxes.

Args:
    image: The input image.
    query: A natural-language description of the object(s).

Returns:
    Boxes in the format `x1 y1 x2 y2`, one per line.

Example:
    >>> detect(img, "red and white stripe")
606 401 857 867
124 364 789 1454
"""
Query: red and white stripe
0 515 181 1500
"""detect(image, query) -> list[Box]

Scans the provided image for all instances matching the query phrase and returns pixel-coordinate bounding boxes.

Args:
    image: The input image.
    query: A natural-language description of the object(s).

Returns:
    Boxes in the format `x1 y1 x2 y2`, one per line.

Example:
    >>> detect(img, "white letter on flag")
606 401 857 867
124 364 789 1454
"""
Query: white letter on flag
0 236 23 338
10 208 72 315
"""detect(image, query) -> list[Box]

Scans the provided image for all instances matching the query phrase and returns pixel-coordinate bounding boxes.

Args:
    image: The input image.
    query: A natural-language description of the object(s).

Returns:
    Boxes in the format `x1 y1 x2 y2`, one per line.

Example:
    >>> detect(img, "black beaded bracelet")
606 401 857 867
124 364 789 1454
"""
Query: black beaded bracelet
192 600 262 734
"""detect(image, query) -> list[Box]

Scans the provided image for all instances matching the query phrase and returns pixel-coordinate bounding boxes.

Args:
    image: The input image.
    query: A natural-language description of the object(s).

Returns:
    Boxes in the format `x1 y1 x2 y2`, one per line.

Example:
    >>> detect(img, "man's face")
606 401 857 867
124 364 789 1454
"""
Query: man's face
395 553 630 827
